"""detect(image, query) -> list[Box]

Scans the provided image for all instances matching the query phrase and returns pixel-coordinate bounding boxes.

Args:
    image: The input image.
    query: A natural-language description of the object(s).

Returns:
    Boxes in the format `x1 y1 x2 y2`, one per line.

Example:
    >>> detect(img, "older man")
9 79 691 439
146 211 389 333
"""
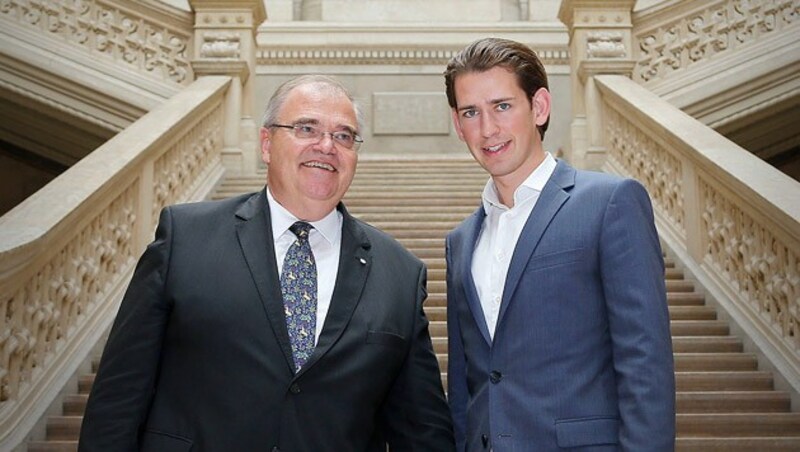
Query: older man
79 75 454 451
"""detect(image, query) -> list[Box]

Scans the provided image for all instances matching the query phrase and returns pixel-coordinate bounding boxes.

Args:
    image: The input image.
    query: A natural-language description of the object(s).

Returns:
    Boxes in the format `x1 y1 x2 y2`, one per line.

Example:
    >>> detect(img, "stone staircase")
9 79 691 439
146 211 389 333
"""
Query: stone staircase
27 158 800 451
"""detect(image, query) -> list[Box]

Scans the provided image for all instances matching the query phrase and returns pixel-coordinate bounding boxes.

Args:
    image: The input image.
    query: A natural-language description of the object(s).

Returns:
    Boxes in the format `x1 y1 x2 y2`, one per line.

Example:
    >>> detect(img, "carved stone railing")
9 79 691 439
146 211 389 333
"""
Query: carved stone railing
632 0 799 84
0 0 193 86
595 74 800 391
0 75 231 449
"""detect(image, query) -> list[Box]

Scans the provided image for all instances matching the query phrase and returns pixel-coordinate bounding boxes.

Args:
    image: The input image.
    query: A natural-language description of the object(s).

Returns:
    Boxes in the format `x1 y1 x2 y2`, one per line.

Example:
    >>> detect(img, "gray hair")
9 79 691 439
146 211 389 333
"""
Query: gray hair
260 74 364 133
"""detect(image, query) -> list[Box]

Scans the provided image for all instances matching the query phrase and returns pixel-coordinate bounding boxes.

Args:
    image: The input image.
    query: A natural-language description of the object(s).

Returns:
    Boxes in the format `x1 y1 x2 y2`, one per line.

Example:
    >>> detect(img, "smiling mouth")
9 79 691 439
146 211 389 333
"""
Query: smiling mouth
483 141 509 153
303 161 335 172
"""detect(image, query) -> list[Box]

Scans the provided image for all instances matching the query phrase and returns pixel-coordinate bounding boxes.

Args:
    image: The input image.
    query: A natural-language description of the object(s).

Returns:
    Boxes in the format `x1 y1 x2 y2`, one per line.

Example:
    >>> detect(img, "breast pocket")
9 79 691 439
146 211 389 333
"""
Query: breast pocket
366 330 407 352
141 430 193 452
526 247 587 273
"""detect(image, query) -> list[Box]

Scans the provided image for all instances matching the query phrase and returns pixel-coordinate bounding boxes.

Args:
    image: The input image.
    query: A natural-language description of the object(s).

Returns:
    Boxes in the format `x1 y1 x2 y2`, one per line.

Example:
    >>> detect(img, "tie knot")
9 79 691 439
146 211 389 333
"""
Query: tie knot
289 221 312 240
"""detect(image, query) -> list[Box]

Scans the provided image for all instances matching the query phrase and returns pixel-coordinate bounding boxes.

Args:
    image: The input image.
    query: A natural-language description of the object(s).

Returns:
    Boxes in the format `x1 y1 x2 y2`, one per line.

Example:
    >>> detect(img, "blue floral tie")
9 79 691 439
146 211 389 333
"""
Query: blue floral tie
281 221 317 372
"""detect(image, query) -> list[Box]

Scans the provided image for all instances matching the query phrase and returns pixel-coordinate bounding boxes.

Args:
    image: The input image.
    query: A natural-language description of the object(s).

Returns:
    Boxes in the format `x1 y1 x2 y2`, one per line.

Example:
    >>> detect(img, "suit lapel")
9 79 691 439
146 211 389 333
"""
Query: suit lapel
460 207 493 345
234 189 295 373
497 161 576 327
297 203 370 377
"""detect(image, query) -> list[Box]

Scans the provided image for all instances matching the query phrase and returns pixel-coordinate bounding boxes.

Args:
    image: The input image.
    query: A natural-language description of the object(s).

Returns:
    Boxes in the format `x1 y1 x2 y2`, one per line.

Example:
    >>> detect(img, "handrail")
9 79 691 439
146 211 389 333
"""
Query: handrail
0 76 231 449
595 74 800 392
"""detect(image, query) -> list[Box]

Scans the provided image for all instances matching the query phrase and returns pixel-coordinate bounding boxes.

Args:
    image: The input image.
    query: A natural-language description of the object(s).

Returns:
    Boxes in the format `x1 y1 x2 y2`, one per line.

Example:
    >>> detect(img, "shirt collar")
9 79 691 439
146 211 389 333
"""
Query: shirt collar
481 152 557 212
267 188 341 245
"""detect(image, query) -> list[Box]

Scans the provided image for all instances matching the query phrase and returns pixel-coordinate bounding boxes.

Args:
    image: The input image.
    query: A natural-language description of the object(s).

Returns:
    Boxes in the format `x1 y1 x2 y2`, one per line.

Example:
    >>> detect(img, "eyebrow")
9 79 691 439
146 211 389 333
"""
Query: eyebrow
292 117 358 134
456 97 515 113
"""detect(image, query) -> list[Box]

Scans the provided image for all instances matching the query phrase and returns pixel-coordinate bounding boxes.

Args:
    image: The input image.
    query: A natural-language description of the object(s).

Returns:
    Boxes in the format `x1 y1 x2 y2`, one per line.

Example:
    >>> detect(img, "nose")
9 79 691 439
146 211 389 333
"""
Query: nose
314 132 336 154
480 113 499 138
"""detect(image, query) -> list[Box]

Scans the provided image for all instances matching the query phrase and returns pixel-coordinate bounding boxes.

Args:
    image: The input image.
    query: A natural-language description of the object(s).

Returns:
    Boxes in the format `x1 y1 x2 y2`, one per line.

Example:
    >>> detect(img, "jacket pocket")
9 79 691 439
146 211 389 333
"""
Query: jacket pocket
555 416 619 448
526 248 586 273
366 330 407 351
141 430 193 452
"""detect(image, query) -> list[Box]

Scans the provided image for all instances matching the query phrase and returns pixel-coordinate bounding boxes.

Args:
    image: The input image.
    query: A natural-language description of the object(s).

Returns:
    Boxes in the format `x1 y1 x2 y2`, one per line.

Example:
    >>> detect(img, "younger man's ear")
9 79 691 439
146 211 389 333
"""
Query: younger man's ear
451 109 466 142
532 88 551 127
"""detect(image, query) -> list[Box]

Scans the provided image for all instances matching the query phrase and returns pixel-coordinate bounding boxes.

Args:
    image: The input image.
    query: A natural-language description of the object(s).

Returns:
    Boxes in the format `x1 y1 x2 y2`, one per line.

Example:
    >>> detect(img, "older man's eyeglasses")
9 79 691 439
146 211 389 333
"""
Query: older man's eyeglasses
269 123 363 151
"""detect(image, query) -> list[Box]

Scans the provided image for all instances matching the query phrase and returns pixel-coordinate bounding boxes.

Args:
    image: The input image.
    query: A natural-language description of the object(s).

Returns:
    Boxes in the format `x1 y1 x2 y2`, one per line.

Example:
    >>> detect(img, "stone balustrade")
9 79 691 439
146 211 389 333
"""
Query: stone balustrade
595 74 800 392
0 76 231 449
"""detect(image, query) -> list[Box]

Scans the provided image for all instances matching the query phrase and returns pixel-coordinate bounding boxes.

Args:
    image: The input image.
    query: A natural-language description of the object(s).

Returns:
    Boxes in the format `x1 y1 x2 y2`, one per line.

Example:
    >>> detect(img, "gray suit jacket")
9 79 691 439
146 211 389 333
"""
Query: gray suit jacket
79 189 454 451
446 160 675 451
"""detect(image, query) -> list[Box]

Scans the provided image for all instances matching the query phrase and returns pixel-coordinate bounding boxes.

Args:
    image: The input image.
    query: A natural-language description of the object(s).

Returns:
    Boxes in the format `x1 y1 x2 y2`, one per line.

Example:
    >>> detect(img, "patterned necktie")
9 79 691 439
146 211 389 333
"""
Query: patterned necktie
280 221 317 372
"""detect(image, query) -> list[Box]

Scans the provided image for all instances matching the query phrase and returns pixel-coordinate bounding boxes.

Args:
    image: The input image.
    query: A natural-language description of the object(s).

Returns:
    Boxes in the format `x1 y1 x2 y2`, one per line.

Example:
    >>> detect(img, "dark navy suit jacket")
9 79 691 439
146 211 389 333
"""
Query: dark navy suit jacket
79 189 454 451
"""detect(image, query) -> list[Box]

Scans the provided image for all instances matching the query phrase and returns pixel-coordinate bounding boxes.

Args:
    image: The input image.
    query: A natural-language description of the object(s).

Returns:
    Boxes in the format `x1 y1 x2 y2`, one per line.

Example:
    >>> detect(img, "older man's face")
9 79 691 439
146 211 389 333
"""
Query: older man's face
261 83 359 220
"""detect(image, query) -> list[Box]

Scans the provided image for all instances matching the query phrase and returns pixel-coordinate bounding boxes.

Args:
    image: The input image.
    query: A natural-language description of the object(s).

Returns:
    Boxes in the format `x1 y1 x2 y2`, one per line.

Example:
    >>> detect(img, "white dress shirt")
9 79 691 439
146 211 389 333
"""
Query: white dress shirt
268 188 342 345
471 153 557 339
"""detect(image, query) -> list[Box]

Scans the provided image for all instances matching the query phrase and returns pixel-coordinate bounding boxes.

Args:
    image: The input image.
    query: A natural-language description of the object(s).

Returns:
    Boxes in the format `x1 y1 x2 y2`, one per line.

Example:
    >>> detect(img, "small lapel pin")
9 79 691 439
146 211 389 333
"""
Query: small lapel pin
359 258 367 265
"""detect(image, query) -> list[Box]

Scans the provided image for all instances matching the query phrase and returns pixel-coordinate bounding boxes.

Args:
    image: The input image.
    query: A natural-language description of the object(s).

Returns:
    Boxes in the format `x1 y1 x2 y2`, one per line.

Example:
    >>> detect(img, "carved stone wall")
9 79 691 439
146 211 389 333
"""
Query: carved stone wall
0 0 192 85
256 24 572 156
634 0 800 83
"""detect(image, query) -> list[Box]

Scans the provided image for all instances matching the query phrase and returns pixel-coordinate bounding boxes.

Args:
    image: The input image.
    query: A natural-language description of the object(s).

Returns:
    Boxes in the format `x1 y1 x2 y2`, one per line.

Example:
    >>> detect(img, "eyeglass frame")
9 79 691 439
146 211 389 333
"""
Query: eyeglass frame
268 122 364 151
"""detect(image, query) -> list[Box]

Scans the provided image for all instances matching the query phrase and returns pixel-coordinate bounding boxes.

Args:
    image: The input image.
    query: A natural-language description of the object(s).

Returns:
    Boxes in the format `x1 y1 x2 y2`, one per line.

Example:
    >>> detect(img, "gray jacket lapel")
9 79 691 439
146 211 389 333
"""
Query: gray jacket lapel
497 160 576 327
461 207 493 345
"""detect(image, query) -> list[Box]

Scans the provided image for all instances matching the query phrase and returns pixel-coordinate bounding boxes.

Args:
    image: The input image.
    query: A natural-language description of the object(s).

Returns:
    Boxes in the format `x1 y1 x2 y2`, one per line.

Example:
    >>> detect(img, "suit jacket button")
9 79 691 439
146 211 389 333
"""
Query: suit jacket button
481 434 489 448
290 383 301 394
489 370 502 384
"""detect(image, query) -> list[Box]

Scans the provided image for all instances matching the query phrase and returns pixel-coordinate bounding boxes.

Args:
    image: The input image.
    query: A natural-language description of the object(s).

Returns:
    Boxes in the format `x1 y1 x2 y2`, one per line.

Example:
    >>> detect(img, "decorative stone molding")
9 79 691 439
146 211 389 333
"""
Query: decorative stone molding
604 104 685 236
200 31 241 59
0 0 193 85
152 106 223 225
633 0 800 82
587 31 626 58
701 178 800 350
197 11 254 28
257 46 570 66
1 184 138 402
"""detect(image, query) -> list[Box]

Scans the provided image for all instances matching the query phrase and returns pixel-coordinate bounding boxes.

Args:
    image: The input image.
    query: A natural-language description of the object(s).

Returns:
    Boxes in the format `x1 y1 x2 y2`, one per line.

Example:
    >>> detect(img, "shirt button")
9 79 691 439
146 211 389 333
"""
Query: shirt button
290 383 301 394
493 295 501 304
490 371 502 384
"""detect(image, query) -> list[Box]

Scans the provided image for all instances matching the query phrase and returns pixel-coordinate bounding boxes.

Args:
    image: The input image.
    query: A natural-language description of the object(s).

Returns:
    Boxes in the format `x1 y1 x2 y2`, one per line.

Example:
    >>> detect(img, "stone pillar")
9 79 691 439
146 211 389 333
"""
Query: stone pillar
558 0 635 170
189 0 266 177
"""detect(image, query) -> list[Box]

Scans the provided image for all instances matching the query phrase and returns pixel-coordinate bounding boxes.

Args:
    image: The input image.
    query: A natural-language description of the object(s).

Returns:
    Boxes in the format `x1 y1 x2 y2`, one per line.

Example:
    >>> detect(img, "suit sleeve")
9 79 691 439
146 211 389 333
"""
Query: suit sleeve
380 263 456 451
78 207 175 452
600 179 676 451
445 236 468 451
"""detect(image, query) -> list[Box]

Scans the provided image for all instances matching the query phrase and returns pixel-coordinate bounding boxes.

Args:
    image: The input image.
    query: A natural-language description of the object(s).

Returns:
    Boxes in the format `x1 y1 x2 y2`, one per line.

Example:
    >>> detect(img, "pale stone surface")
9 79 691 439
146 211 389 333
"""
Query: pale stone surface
372 92 451 135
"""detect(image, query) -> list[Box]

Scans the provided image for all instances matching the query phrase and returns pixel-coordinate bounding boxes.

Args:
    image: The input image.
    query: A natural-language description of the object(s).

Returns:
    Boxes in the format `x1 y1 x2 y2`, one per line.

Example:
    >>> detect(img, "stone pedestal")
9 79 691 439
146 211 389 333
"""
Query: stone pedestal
559 0 635 170
189 0 266 177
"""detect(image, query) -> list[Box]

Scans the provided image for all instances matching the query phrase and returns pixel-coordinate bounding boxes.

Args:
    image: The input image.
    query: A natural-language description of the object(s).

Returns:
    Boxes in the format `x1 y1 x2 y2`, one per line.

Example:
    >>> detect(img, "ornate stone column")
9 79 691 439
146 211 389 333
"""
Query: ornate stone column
189 0 266 177
558 0 636 170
